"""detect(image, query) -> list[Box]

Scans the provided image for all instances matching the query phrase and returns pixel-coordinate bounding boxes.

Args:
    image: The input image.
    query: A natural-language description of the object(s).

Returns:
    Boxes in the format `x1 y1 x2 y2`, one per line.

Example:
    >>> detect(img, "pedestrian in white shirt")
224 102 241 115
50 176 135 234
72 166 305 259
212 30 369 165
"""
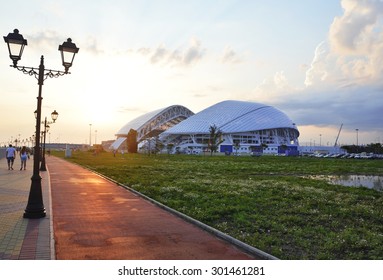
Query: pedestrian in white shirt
6 144 17 170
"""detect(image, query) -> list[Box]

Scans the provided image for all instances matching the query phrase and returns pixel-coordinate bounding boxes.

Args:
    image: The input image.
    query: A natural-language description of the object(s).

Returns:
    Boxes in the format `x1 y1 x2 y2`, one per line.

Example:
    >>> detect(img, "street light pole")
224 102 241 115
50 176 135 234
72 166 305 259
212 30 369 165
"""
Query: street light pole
40 110 58 171
89 123 92 147
40 119 48 171
26 55 45 218
4 29 79 219
356 129 359 146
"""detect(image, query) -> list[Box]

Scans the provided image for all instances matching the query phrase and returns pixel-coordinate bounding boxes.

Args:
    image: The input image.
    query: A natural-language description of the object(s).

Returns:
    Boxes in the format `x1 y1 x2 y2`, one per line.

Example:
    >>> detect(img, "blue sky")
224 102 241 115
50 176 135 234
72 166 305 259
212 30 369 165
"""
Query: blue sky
1 0 382 146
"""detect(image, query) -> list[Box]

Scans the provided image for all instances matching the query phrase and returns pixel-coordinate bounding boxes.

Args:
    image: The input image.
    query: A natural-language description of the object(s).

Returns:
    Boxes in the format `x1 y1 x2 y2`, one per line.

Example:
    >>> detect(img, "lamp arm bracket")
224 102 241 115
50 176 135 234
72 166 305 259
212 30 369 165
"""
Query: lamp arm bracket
41 120 55 125
11 65 70 81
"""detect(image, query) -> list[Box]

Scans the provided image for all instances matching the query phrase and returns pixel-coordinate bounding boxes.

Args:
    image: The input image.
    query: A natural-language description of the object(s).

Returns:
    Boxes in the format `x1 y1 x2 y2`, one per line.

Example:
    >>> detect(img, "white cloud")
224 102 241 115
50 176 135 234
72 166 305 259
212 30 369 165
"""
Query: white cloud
304 41 331 87
27 30 63 52
134 38 206 67
251 0 383 136
328 0 383 84
182 38 205 65
329 0 383 54
220 46 243 64
150 44 169 64
252 71 296 103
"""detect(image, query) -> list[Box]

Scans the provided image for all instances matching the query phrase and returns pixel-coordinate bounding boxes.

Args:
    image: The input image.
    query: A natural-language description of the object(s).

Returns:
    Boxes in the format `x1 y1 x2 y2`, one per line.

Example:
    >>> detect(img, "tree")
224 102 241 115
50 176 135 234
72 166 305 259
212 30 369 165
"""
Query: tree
166 143 174 154
341 143 383 154
127 129 138 153
208 124 224 156
233 140 240 155
153 136 164 155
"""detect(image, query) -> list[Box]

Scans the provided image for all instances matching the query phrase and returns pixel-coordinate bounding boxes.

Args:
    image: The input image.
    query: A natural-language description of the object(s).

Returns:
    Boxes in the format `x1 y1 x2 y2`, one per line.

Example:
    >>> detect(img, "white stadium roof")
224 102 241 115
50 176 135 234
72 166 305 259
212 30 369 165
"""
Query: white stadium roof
111 105 194 150
116 107 166 135
162 100 299 135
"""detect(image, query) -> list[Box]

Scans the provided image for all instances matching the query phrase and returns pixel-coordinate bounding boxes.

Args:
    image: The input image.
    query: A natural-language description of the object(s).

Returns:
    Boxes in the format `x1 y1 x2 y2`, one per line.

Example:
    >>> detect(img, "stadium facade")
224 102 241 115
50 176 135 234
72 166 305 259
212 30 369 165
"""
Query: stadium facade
110 105 195 151
111 100 300 155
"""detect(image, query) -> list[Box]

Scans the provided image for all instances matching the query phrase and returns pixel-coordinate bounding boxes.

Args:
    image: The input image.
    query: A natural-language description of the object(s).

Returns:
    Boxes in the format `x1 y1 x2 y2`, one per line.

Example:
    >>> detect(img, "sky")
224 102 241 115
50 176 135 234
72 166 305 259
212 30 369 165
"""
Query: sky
1 0 382 147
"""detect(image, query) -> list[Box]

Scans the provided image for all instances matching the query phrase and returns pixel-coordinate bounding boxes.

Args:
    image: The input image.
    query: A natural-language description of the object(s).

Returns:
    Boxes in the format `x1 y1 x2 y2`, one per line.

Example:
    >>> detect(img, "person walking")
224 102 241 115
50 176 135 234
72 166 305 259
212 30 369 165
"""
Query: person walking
5 144 17 170
19 146 28 170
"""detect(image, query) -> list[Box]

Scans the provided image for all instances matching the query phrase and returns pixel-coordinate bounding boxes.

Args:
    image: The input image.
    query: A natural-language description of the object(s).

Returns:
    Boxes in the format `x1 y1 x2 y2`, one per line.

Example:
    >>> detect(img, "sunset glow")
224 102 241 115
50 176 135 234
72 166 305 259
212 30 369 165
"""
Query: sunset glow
1 0 382 146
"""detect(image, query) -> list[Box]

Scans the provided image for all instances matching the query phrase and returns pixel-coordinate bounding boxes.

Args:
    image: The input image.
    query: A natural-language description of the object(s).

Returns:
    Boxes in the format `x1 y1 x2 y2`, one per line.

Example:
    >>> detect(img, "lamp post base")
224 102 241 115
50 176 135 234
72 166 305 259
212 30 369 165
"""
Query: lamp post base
23 174 46 219
40 157 47 171
23 209 46 219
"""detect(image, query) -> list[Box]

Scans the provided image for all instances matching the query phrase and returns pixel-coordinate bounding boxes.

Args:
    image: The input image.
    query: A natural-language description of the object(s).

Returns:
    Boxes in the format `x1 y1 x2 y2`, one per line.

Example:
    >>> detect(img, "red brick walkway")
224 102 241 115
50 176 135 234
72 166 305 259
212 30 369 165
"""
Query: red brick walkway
48 157 257 260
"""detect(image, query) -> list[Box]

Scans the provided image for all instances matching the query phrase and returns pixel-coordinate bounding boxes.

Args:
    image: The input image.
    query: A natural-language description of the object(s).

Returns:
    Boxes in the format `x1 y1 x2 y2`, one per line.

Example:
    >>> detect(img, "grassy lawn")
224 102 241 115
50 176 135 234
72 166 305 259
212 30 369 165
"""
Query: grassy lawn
53 151 383 259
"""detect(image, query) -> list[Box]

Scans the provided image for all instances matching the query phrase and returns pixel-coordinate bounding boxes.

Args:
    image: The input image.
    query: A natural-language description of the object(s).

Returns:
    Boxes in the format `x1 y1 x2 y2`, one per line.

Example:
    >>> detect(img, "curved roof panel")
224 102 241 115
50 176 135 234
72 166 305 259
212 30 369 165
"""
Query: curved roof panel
116 105 194 141
163 100 299 135
116 107 165 135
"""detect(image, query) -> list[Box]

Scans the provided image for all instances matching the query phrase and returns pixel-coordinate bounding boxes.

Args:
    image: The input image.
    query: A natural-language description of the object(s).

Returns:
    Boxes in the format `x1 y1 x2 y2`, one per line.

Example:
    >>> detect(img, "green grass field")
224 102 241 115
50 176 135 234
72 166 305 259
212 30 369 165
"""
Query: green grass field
54 151 383 259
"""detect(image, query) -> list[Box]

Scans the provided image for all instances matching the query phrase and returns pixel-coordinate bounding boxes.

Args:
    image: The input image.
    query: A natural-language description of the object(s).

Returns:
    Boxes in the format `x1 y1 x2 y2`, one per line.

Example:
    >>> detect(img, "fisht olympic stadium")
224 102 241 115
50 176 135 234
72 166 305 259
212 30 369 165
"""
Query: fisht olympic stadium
111 100 300 155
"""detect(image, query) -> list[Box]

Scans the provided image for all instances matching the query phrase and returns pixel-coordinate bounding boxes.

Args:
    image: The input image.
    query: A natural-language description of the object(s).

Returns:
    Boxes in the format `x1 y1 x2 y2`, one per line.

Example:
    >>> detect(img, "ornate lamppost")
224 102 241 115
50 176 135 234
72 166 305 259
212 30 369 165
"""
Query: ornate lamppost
40 110 59 171
4 29 79 218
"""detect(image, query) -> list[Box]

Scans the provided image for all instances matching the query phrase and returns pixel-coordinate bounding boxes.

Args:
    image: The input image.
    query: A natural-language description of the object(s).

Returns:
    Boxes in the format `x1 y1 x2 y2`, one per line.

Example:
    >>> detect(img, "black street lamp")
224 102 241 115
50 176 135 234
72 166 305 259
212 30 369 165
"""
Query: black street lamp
40 110 59 171
4 29 79 219
4 29 27 67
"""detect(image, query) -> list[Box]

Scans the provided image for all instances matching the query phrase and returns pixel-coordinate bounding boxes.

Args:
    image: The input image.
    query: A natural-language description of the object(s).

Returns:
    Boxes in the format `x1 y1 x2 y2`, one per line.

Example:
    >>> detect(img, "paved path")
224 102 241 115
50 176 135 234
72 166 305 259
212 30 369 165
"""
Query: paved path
48 156 255 260
0 157 52 260
1 155 269 260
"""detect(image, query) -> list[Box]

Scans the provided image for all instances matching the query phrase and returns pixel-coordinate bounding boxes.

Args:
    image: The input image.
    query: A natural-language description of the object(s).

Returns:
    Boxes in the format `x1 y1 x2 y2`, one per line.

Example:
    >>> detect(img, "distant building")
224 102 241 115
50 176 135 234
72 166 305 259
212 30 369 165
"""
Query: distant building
101 140 115 151
298 145 346 155
161 100 299 155
44 143 85 150
111 100 300 155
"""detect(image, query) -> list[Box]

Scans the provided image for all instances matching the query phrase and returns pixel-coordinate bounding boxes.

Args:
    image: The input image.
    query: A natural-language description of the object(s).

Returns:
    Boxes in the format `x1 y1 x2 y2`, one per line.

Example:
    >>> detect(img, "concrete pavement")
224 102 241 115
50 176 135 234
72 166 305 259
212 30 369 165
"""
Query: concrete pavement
0 157 53 259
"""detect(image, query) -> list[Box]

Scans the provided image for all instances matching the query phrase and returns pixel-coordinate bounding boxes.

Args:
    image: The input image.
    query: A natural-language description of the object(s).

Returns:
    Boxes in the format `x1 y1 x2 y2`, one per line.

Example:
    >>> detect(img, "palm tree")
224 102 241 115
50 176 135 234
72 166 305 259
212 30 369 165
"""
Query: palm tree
208 124 224 156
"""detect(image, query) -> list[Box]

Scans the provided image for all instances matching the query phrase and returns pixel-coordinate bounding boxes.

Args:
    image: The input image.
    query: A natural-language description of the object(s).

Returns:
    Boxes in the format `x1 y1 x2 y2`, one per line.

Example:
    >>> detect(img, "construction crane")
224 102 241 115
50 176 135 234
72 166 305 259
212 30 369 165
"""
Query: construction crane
334 123 343 147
